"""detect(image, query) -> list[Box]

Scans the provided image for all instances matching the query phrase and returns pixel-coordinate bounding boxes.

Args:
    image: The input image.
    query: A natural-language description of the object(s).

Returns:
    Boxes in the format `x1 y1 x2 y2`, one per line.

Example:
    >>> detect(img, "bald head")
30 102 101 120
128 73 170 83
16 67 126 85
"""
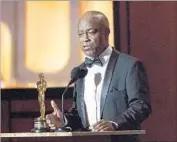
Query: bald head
78 11 110 57
79 11 110 34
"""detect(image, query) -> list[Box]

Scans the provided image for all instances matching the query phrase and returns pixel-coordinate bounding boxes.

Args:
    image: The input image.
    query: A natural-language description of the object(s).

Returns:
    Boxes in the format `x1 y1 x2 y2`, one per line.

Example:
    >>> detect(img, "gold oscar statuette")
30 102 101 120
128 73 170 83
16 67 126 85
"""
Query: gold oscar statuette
31 73 50 133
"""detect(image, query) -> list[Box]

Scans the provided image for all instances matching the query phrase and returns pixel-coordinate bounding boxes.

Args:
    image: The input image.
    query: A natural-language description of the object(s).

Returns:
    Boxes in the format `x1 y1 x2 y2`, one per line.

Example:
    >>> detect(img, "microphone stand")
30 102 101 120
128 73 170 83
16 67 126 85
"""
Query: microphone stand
55 80 73 132
55 66 87 132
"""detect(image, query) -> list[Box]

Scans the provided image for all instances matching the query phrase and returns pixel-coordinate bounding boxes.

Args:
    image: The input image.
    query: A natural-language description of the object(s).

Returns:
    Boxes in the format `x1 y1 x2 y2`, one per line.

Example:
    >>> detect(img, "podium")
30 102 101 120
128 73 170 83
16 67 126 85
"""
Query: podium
0 130 145 142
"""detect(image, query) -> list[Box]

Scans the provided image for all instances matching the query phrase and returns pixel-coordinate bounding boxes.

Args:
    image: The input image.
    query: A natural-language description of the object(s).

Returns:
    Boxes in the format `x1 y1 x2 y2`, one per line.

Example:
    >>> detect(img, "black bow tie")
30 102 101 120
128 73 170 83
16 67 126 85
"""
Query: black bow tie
84 57 103 68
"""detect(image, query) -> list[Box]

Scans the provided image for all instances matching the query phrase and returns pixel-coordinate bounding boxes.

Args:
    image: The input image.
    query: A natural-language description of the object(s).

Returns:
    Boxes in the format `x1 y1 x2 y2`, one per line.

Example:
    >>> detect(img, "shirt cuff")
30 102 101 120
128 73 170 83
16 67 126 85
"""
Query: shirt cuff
109 121 118 130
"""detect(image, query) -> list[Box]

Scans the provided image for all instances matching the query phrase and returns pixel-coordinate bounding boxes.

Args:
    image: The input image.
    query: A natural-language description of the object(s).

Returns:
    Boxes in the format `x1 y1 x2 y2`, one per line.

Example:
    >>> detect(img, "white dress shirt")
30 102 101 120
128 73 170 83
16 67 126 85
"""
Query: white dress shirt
84 46 112 127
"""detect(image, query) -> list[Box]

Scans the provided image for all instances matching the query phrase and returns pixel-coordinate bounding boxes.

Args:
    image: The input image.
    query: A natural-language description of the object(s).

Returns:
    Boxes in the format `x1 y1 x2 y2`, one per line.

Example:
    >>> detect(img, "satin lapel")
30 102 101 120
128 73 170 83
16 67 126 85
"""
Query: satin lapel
100 48 119 118
76 63 87 127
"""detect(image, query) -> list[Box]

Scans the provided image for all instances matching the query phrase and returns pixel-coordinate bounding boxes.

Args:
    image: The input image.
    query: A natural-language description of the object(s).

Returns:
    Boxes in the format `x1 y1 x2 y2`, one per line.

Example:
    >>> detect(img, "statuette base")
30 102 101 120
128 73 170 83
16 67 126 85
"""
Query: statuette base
31 117 50 133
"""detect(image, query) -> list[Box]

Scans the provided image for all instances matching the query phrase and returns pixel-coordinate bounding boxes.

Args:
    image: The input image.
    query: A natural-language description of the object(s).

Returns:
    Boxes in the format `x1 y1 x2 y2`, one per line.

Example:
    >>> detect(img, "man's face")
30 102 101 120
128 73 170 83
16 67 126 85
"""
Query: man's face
78 17 108 57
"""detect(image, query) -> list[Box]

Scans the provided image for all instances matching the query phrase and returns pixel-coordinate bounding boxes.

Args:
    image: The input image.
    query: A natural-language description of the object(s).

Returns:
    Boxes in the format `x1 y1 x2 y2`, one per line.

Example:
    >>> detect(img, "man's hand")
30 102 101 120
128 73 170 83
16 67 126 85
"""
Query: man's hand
46 100 64 130
90 120 116 132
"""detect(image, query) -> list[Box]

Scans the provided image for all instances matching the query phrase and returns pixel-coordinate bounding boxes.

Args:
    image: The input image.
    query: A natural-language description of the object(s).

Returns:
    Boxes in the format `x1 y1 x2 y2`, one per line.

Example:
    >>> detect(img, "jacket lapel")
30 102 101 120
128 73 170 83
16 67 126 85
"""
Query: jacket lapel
100 48 119 118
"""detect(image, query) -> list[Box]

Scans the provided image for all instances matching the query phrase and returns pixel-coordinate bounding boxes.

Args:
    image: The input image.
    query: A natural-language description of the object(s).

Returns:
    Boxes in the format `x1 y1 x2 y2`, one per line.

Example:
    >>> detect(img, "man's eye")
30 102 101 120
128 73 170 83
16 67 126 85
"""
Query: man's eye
88 30 97 34
78 33 84 36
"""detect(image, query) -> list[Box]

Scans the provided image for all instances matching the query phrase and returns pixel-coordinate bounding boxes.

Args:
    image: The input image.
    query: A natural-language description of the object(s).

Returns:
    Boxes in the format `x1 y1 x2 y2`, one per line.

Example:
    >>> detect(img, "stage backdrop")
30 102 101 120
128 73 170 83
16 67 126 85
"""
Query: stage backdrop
0 0 114 88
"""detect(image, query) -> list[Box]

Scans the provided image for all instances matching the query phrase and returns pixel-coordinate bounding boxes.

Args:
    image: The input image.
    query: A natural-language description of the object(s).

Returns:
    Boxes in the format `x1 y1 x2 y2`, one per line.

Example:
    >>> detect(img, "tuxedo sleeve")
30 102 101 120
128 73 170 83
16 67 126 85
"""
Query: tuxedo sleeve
116 61 152 130
64 85 84 131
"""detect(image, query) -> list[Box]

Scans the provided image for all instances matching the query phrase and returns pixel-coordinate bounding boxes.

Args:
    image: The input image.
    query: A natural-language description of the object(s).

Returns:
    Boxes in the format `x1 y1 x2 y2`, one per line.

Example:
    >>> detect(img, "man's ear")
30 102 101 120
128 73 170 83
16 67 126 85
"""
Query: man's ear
106 28 110 37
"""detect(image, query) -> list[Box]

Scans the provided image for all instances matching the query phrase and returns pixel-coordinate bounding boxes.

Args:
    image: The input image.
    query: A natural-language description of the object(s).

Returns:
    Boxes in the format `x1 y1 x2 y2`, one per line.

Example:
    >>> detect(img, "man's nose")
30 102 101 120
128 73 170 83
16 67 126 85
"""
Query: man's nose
82 33 90 42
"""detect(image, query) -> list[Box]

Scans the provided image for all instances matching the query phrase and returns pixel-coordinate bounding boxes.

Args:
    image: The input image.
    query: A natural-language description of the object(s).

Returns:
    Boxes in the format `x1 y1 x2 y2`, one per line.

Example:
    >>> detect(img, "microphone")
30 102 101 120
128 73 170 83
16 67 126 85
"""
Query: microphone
56 66 88 132
69 66 88 85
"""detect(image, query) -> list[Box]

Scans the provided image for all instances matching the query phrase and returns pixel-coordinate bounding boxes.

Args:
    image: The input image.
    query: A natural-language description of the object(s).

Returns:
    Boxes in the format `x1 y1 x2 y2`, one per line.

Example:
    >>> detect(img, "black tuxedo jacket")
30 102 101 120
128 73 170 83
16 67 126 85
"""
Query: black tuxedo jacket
65 48 151 142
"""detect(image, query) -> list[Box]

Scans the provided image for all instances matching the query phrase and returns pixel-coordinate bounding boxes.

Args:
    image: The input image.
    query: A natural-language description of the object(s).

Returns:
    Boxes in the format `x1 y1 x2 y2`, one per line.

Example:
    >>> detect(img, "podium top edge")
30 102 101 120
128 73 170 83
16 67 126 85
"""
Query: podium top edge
0 130 146 138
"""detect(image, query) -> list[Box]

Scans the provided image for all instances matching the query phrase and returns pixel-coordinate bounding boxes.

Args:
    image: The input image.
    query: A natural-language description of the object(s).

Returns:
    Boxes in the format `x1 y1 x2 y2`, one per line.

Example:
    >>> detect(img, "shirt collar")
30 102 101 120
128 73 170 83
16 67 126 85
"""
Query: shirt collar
85 45 112 66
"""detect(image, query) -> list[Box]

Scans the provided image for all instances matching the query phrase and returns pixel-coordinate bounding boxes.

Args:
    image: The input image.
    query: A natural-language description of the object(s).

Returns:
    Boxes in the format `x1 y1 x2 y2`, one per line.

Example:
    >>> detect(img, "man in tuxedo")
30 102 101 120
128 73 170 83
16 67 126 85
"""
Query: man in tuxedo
46 11 151 142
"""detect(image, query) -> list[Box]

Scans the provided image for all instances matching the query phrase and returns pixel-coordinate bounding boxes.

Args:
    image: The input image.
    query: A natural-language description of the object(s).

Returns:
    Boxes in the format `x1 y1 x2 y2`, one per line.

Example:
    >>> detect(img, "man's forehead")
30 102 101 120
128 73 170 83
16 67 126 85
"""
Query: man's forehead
78 18 101 30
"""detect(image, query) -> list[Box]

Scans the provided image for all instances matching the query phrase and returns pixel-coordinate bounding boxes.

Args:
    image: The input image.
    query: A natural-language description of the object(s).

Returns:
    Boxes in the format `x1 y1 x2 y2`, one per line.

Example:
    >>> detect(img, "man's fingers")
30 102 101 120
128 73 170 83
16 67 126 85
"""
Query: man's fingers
51 100 62 117
93 120 107 129
91 120 102 128
93 123 107 132
51 100 59 112
97 125 108 131
46 114 50 119
91 120 114 132
46 113 62 129
46 114 54 125
50 126 56 130
100 127 111 132
93 124 113 132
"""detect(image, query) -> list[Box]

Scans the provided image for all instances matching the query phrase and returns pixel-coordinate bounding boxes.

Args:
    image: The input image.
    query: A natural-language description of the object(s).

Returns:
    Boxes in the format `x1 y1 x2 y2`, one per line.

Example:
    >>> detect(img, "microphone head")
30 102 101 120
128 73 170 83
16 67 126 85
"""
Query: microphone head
70 66 88 85
71 67 80 80
78 67 88 78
